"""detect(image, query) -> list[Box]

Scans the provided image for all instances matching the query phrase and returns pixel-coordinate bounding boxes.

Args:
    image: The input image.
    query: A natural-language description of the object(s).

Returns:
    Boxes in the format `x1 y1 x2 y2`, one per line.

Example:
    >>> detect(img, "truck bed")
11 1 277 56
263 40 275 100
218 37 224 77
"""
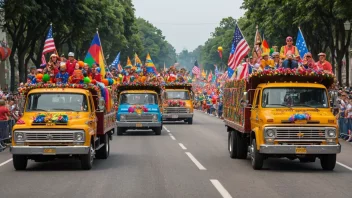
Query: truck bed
96 111 116 135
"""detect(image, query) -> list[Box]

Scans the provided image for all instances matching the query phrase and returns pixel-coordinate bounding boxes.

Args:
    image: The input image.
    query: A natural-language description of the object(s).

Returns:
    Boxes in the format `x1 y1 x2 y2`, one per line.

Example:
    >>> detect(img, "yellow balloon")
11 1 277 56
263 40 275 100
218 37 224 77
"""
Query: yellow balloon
218 46 223 52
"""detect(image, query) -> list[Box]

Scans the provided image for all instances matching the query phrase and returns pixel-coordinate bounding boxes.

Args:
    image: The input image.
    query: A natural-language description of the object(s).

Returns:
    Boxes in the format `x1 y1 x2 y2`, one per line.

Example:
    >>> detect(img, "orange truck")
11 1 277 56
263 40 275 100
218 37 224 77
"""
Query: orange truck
11 83 116 170
223 71 340 170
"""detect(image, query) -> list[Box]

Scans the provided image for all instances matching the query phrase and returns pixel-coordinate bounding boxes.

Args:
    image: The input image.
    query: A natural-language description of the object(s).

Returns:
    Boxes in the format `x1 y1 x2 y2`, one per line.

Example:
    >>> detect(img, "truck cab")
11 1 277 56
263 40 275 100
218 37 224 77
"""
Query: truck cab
11 84 116 170
116 85 163 135
163 84 194 124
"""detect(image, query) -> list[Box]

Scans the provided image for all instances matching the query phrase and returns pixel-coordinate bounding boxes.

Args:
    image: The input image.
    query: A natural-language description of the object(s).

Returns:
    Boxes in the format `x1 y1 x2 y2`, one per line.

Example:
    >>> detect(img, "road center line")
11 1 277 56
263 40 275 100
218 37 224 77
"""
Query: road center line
170 135 176 140
210 179 232 198
179 143 187 150
185 152 206 170
0 158 13 167
337 161 352 171
163 126 168 131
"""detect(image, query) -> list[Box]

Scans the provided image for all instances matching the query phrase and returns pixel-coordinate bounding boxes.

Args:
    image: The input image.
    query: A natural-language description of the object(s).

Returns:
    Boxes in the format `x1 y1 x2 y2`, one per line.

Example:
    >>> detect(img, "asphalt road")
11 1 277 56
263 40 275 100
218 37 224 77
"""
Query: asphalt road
0 111 351 198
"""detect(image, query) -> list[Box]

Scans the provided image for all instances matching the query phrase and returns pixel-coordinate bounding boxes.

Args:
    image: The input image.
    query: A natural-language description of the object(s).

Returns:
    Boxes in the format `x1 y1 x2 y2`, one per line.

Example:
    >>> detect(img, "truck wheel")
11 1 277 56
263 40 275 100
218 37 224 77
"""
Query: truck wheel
320 154 336 171
228 131 238 159
250 139 264 170
236 132 248 159
96 134 110 159
81 143 94 170
187 118 193 125
13 155 28 170
154 127 162 135
117 127 124 136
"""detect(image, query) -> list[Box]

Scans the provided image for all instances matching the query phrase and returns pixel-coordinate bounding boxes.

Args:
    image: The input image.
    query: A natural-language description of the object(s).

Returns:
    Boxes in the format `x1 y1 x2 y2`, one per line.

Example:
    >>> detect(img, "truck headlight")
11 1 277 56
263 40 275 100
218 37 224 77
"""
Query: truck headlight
120 115 126 121
265 129 275 138
327 129 336 138
152 114 158 122
14 132 25 142
74 132 85 142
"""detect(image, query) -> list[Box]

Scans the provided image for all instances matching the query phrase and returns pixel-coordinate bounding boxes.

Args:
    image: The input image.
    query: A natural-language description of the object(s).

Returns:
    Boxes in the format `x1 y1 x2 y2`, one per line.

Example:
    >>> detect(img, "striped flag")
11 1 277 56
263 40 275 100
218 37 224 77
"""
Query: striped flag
41 24 56 65
228 25 250 70
111 52 121 69
192 60 200 76
237 63 249 80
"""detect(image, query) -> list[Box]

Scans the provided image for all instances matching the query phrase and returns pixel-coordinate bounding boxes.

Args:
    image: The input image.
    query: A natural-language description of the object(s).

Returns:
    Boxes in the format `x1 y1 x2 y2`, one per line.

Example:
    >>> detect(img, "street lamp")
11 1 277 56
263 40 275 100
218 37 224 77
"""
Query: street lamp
344 21 351 86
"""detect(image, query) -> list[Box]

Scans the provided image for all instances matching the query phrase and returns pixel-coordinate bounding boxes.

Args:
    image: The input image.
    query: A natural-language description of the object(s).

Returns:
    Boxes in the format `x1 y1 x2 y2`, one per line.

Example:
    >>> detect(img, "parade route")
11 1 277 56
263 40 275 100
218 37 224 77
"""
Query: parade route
0 111 351 198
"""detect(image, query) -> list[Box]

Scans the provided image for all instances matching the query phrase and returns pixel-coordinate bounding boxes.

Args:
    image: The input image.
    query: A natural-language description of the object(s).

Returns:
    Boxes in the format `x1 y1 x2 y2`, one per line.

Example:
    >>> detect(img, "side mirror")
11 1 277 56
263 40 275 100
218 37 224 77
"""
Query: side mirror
97 97 105 111
243 92 248 101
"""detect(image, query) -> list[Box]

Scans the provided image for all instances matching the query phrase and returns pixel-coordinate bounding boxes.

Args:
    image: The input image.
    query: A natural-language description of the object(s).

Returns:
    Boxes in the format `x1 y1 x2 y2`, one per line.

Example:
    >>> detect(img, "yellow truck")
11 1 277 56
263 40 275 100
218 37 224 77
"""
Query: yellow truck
163 84 194 124
223 70 341 170
11 83 117 170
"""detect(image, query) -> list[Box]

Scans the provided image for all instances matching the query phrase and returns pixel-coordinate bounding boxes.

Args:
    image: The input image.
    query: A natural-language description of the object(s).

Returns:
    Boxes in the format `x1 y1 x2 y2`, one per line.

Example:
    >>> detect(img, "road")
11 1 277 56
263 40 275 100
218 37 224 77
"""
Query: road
0 111 352 198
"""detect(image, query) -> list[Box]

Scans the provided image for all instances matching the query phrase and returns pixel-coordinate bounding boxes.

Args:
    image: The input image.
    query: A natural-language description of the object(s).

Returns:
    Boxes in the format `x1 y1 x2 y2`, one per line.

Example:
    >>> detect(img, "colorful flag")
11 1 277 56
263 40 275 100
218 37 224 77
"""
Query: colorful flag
228 24 250 70
237 63 249 80
84 32 106 78
192 60 200 76
252 26 262 60
145 53 158 74
111 52 120 69
227 67 234 79
296 28 308 58
262 35 270 54
41 24 56 64
126 57 133 67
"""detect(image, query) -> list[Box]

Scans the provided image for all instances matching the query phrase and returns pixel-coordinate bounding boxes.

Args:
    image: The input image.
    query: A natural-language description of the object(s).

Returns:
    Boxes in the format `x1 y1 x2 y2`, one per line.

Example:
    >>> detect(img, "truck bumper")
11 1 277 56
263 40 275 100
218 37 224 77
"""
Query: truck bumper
116 121 161 128
10 146 90 155
163 113 193 120
259 144 341 154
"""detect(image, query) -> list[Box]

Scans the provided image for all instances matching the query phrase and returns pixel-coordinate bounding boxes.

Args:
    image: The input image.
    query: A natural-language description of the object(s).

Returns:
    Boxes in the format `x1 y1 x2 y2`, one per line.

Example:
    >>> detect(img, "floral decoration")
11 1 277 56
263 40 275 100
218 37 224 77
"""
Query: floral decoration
166 100 186 107
128 105 148 114
288 113 311 123
33 113 69 124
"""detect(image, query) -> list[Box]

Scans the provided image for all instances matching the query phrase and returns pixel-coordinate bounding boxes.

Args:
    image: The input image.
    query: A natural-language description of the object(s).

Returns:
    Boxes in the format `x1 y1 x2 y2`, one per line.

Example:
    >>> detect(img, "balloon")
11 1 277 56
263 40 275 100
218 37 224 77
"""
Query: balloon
102 79 109 86
36 73 43 79
83 77 91 84
270 48 274 54
108 78 113 85
96 67 101 73
218 46 223 52
78 61 84 68
43 74 50 82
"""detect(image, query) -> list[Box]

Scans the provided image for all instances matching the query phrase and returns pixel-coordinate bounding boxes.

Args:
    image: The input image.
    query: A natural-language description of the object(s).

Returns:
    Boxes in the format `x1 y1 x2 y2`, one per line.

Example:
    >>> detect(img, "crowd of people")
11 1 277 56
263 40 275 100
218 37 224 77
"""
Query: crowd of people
334 88 352 142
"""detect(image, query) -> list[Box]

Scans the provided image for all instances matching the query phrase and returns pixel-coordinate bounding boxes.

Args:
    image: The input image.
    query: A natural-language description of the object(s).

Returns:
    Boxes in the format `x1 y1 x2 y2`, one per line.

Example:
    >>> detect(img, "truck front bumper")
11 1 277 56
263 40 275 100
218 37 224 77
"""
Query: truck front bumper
10 146 90 155
163 113 193 120
260 144 341 154
116 121 161 128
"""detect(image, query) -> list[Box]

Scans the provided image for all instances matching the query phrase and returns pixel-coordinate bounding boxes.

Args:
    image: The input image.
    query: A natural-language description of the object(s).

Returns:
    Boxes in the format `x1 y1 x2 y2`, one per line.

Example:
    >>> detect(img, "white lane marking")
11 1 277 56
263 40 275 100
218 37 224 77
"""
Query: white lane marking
170 135 176 140
167 130 171 133
337 161 352 171
163 126 168 131
210 179 232 198
185 152 206 170
0 158 13 167
178 143 187 150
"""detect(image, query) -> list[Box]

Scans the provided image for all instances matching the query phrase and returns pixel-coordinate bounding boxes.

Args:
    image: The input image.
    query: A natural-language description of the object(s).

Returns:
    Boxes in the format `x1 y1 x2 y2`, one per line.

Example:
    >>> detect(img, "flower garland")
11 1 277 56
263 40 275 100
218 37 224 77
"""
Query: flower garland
128 105 148 114
288 113 311 123
33 113 69 124
249 68 334 78
166 100 186 107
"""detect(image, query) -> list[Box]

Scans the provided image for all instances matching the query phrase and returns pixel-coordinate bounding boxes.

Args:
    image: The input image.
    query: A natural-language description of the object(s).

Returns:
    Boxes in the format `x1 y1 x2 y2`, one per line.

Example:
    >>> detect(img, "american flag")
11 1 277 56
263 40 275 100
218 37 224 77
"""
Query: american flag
237 62 249 80
192 60 200 76
228 25 250 70
41 25 56 64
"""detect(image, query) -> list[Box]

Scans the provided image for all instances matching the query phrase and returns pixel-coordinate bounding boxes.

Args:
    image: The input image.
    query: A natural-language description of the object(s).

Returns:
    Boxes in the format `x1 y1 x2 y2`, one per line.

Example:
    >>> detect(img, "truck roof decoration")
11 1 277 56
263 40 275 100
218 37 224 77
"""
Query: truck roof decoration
225 68 335 89
117 83 163 94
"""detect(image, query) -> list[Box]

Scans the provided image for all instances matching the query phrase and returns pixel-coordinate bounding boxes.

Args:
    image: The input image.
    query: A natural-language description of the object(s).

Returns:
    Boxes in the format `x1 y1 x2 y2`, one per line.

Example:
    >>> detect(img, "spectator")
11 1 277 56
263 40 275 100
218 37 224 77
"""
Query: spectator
0 99 9 149
218 99 223 119
346 96 352 142
338 92 348 138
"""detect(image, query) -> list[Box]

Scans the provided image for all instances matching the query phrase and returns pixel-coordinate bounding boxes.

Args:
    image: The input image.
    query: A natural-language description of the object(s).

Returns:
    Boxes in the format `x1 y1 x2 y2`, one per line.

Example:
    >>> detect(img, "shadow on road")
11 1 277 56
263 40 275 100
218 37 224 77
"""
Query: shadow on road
117 129 169 136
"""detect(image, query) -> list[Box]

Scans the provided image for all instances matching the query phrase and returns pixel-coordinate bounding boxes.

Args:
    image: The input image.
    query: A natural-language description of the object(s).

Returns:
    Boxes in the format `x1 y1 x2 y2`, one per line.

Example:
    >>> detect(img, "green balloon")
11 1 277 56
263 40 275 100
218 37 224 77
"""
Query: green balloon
270 48 274 54
83 77 91 84
43 74 50 82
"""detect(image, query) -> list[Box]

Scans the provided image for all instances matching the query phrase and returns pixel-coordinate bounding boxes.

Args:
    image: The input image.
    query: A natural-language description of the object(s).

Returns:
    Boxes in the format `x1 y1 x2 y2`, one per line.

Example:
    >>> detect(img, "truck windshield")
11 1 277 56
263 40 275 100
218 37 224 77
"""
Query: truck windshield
26 93 88 112
166 91 190 100
262 88 328 108
120 93 157 105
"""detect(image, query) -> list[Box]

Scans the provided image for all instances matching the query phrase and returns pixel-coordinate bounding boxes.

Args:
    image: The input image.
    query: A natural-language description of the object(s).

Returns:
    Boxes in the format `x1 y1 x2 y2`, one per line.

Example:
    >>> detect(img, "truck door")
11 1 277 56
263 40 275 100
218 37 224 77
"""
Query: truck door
251 88 261 131
88 94 97 135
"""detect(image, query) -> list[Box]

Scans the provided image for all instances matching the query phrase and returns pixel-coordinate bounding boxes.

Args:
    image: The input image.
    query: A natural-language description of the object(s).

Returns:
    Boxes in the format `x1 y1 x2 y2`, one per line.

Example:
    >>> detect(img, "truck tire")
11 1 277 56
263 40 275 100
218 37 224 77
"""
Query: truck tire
13 155 28 170
154 127 162 135
320 154 336 171
236 132 248 159
250 139 264 170
81 143 94 170
96 133 110 159
117 127 124 136
187 118 193 125
228 131 238 159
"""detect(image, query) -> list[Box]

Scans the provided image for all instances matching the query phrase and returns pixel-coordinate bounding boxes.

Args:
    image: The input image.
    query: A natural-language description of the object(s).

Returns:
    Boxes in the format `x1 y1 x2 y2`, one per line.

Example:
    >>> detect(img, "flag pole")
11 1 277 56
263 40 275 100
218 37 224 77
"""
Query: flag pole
96 28 110 73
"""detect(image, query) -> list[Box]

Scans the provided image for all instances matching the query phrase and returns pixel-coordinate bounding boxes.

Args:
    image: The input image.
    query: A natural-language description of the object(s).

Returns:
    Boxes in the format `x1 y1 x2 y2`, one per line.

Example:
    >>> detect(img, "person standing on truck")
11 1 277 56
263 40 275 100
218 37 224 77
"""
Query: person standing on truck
66 52 77 76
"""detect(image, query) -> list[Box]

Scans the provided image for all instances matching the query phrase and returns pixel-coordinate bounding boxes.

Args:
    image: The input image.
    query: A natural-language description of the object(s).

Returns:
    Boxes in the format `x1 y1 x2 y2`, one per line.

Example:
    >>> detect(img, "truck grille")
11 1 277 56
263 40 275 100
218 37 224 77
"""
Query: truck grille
164 107 189 114
275 127 326 140
15 130 82 142
125 114 154 122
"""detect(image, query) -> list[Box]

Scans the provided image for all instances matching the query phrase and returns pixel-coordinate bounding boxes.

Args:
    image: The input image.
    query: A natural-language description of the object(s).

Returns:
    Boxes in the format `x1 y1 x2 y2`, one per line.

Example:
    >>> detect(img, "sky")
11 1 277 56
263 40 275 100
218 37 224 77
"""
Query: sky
132 0 245 53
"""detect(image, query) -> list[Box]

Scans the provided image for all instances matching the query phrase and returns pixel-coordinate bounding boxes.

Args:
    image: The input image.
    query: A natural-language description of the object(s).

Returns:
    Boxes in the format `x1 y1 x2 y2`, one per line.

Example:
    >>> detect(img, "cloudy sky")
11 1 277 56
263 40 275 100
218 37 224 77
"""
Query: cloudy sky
132 0 245 53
